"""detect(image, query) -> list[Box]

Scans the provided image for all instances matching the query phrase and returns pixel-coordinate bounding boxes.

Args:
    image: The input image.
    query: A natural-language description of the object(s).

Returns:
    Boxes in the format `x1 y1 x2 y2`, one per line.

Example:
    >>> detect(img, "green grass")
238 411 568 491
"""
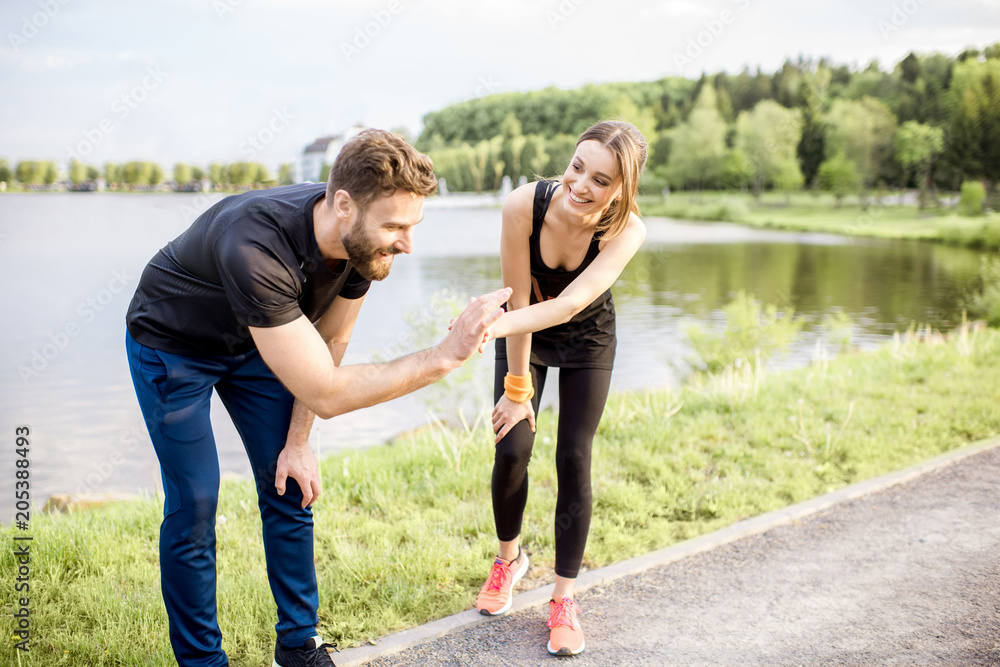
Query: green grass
5 324 1000 665
640 190 1000 248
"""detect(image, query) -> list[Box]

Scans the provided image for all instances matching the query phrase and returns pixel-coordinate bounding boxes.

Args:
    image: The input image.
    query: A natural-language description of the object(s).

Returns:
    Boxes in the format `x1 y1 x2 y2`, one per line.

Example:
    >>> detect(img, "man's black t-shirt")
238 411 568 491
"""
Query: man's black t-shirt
126 183 370 357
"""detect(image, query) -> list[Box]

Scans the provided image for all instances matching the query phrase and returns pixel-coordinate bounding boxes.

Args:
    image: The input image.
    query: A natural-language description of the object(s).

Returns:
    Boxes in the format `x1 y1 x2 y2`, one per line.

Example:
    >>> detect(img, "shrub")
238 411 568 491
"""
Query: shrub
959 181 987 216
686 291 804 374
964 256 1000 327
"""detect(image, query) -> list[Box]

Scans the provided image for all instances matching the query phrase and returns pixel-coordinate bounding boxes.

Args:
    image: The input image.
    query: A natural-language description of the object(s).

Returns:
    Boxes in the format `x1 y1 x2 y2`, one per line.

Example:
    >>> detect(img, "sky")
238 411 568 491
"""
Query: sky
1 0 997 172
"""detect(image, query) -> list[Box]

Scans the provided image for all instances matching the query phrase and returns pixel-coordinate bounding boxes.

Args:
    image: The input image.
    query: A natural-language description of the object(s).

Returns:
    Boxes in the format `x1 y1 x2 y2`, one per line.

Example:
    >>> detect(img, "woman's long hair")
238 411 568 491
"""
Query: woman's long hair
577 120 648 239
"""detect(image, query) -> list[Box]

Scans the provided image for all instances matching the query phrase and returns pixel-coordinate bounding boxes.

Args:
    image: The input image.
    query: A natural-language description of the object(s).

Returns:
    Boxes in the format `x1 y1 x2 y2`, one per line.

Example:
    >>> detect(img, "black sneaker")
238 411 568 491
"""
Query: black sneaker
272 636 337 667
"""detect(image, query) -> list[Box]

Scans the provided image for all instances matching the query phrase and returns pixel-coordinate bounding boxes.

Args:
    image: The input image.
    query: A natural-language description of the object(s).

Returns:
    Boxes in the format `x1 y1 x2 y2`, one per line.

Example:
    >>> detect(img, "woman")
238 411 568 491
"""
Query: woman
475 120 648 656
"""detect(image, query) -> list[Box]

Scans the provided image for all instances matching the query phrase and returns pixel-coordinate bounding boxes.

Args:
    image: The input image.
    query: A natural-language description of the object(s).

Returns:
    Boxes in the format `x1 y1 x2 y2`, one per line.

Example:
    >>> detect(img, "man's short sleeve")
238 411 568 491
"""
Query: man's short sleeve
214 226 303 328
339 267 371 300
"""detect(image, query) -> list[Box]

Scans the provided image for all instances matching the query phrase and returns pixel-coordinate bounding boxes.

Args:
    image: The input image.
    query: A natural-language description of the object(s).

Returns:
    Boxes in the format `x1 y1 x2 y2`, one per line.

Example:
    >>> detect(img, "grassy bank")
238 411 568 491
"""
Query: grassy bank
640 191 1000 249
5 324 1000 665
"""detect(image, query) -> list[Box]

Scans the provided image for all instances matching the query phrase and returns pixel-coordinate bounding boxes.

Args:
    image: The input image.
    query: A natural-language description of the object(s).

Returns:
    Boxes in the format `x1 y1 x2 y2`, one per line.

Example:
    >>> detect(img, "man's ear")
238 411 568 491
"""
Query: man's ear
332 189 355 223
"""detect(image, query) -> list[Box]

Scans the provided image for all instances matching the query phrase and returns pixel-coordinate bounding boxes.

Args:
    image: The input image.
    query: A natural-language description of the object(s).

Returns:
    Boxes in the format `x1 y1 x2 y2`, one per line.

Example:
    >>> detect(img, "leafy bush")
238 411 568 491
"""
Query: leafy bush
686 291 804 373
964 256 1000 327
959 181 987 216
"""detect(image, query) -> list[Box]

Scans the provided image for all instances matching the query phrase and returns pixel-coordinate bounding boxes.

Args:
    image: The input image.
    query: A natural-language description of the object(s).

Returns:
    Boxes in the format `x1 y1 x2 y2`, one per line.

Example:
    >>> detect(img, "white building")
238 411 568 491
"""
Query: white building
299 124 366 183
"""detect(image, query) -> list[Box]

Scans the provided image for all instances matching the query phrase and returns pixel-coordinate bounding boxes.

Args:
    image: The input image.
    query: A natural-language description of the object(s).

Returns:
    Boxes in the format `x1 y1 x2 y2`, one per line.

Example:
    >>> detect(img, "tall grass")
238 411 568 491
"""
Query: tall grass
5 321 1000 665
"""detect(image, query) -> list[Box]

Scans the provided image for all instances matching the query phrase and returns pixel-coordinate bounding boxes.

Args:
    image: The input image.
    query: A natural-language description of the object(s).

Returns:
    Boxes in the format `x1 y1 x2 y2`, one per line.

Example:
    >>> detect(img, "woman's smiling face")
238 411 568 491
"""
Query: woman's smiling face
560 140 622 215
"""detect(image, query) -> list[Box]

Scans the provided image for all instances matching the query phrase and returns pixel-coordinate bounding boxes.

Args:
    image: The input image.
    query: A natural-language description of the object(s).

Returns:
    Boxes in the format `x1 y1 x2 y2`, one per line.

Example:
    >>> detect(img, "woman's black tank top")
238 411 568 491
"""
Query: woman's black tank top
496 180 616 370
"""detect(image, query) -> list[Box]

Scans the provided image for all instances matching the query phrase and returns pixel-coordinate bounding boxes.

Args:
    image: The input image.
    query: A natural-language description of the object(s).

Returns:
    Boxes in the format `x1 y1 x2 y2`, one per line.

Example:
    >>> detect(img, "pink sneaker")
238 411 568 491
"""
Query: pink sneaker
475 550 529 615
547 596 584 656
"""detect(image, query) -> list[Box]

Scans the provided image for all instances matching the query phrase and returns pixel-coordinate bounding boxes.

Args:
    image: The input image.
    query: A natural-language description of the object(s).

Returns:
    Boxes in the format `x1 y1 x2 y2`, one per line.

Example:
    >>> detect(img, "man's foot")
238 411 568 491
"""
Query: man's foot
547 596 585 656
476 549 530 615
273 636 336 667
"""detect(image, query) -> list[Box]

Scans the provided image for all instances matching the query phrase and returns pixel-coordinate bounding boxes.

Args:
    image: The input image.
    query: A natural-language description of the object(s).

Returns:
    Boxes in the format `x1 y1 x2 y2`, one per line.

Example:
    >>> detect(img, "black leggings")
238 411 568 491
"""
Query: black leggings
492 358 612 579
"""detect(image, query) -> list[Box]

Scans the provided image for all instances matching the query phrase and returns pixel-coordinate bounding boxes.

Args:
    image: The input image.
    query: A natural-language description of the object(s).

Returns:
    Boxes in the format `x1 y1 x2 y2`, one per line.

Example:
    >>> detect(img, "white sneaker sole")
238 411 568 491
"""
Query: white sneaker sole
547 637 585 656
478 553 530 616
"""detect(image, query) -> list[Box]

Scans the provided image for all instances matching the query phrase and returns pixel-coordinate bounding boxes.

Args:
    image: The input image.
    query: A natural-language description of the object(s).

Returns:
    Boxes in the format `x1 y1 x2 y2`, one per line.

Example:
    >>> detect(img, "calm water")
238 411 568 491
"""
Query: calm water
0 193 988 509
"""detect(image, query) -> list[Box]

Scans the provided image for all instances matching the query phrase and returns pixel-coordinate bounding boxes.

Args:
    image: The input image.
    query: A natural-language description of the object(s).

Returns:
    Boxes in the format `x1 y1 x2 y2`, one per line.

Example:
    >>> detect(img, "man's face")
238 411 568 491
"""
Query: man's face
342 191 424 281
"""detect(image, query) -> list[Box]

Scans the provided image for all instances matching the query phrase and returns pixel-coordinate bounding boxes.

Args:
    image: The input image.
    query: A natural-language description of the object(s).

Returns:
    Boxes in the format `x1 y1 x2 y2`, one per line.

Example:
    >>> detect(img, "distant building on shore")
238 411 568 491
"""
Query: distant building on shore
299 124 365 183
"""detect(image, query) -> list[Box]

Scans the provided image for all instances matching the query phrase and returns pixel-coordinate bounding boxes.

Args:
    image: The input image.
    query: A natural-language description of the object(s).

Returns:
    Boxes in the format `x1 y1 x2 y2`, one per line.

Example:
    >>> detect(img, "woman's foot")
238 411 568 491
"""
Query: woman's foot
475 549 530 615
547 596 585 656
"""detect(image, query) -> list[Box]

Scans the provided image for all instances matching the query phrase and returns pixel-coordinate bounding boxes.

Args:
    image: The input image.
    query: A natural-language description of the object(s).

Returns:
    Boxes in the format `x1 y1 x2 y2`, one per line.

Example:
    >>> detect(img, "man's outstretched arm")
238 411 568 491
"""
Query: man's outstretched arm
250 287 511 420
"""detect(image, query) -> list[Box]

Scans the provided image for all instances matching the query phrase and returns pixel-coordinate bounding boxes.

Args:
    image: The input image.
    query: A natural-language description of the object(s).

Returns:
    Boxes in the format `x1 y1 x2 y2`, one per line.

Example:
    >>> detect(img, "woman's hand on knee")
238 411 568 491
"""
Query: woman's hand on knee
491 395 535 444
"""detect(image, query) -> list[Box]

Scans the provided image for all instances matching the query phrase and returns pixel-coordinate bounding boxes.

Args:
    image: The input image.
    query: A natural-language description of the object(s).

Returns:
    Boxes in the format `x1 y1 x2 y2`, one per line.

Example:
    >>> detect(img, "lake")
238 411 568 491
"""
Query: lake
0 193 988 510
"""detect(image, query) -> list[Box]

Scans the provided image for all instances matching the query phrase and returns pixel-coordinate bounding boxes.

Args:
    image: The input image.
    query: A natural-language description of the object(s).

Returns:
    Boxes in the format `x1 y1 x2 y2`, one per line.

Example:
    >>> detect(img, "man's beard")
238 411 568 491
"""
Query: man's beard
342 212 400 281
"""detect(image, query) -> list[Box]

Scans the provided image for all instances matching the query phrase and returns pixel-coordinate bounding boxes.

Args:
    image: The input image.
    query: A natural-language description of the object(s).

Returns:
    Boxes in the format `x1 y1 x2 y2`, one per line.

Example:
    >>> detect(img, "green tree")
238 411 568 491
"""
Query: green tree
508 135 527 185
498 111 527 184
959 181 986 216
734 100 803 197
104 162 120 187
773 159 805 201
69 159 87 185
86 165 100 181
526 135 550 179
15 160 42 185
488 136 505 191
466 140 489 194
944 58 1000 194
825 97 897 208
545 134 578 178
42 161 59 185
499 112 522 141
122 161 153 187
278 162 295 185
191 166 205 182
149 163 164 186
424 144 473 192
720 148 754 191
664 86 728 190
252 163 272 184
228 163 253 187
817 153 861 207
209 163 228 187
894 121 944 209
797 70 830 187
0 158 11 184
602 95 659 161
174 163 193 185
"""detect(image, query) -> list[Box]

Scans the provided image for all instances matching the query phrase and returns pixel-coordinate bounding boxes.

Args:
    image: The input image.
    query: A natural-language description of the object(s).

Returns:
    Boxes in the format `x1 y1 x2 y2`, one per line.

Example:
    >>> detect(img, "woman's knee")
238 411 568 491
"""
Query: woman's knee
494 430 534 471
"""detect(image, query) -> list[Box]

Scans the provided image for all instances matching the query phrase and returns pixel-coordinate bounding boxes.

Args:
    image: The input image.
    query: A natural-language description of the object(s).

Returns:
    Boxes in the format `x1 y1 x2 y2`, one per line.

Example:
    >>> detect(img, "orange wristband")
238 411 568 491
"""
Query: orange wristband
503 373 534 403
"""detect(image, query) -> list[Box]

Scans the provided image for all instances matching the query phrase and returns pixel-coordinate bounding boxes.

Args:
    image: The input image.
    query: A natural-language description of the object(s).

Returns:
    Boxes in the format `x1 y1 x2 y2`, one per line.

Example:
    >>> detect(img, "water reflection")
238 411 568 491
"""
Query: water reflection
0 195 990 508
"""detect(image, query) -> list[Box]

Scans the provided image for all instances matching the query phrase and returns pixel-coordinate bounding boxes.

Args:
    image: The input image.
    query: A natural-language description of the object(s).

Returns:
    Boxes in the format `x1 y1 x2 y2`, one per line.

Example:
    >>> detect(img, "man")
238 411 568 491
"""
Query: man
125 129 509 667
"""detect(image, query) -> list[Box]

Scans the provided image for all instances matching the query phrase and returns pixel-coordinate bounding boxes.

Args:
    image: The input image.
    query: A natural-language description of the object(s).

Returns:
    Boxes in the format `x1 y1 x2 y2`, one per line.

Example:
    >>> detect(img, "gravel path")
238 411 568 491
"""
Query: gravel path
360 446 1000 666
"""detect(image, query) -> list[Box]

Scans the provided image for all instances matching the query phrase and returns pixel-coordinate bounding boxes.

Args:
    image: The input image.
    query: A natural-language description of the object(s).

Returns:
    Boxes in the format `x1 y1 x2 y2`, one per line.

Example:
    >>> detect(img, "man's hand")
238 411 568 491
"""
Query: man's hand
492 394 536 444
275 443 322 508
438 287 511 366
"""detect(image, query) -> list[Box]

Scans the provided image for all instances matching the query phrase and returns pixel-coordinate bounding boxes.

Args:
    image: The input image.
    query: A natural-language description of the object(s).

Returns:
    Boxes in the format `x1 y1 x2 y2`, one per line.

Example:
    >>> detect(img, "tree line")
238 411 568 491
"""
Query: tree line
3 43 996 206
0 158 297 190
416 43 1000 209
